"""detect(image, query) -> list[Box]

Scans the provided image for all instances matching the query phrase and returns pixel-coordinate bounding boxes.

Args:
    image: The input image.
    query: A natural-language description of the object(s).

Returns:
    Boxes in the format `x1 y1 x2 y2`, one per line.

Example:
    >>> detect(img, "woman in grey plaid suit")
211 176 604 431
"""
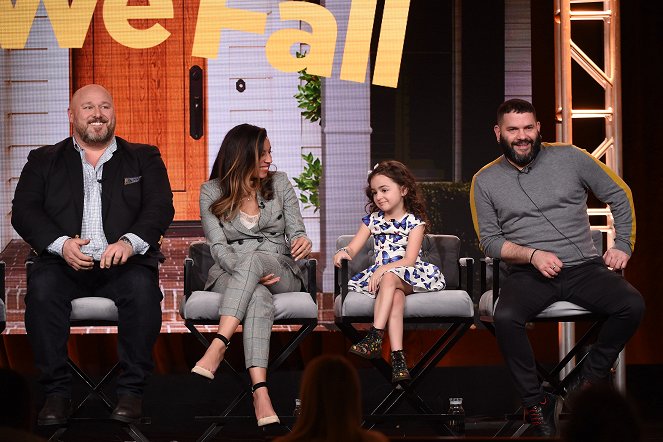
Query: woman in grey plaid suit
191 124 312 426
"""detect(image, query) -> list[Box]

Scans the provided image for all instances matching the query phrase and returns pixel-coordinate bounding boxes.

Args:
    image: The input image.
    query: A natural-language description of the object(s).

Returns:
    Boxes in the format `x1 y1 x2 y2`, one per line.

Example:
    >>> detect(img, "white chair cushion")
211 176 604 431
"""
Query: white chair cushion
70 297 119 321
479 290 591 318
335 289 474 319
181 290 318 321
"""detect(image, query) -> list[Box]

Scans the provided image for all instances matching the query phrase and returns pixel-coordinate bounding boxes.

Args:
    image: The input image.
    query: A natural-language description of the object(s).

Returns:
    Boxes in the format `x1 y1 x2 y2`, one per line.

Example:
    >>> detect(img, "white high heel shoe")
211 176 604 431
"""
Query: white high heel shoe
191 334 230 380
252 382 280 427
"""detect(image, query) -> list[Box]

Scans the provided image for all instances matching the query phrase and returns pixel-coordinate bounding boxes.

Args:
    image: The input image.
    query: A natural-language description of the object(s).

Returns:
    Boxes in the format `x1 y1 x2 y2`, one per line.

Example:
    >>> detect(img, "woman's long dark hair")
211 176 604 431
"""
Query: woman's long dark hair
365 160 430 230
209 123 274 220
278 355 366 442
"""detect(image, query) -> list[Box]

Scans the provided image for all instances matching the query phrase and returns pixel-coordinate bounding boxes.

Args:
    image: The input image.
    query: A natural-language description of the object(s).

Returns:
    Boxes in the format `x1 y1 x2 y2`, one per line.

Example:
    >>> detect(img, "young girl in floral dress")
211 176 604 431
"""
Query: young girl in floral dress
333 160 445 382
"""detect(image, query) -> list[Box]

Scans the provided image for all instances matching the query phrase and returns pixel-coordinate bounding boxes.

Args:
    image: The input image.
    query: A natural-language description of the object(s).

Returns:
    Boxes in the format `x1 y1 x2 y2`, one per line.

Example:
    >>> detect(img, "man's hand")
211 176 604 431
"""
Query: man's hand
291 237 312 261
62 238 94 271
531 250 564 278
100 240 134 268
603 248 630 270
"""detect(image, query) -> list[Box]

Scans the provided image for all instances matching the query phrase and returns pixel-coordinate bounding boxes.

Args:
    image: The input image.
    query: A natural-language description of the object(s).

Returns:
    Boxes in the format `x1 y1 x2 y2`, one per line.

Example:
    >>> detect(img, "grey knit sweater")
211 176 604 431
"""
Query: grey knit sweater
470 143 635 267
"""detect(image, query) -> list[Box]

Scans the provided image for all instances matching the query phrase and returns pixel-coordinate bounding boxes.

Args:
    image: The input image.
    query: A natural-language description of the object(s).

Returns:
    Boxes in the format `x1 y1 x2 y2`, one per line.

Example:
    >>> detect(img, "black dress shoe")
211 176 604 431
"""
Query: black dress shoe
110 394 142 423
38 395 70 426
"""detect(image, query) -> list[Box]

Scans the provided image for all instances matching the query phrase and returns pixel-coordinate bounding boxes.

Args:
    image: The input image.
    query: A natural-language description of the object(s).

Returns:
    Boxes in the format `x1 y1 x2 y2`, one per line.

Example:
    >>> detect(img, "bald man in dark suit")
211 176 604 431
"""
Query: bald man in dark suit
12 84 174 425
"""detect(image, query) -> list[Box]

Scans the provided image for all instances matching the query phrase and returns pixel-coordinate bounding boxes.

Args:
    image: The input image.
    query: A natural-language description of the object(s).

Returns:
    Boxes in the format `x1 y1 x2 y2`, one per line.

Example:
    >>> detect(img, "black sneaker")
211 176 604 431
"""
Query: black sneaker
523 392 562 437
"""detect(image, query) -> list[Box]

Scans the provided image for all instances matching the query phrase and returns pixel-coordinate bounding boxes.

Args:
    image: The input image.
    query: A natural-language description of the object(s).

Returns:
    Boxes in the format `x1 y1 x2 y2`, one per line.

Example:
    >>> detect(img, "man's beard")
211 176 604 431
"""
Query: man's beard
500 132 542 167
75 117 115 146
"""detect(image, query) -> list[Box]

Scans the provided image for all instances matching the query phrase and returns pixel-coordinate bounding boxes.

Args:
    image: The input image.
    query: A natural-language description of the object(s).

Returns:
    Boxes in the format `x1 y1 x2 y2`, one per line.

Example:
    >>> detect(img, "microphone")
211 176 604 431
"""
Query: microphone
259 201 265 209
520 166 531 174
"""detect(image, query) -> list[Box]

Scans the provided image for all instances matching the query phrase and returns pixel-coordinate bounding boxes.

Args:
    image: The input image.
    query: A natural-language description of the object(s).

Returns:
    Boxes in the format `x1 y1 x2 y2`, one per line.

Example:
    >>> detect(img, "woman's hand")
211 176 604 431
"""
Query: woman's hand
333 248 351 267
291 237 312 261
259 273 281 286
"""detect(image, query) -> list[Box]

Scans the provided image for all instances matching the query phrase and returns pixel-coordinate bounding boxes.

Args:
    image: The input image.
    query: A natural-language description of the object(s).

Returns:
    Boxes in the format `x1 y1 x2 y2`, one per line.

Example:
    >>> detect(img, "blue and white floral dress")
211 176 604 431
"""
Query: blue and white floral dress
348 211 446 298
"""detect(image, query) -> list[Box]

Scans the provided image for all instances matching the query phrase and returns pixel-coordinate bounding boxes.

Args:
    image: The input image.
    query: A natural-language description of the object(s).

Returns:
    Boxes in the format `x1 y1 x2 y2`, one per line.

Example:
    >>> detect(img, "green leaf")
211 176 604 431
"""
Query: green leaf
293 152 322 212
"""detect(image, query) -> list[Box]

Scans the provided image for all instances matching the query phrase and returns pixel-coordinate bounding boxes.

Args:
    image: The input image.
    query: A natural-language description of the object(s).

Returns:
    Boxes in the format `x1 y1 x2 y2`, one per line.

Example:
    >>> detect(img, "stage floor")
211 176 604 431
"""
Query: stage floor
19 367 663 442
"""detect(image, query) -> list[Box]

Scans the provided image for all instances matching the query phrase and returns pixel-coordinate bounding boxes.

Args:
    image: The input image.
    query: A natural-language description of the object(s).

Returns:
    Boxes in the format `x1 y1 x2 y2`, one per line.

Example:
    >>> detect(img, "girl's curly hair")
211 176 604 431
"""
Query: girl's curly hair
365 160 430 231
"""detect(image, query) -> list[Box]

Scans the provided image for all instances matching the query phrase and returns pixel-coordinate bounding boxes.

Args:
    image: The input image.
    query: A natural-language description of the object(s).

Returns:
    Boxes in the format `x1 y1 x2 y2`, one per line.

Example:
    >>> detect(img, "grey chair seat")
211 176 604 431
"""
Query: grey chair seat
479 290 590 319
335 289 474 319
71 297 119 322
181 290 318 322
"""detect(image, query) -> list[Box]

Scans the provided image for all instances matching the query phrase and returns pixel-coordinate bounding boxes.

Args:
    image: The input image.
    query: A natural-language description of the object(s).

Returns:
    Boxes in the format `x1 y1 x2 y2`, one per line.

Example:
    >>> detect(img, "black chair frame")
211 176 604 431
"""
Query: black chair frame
183 254 318 442
25 260 150 442
479 255 608 437
334 240 474 435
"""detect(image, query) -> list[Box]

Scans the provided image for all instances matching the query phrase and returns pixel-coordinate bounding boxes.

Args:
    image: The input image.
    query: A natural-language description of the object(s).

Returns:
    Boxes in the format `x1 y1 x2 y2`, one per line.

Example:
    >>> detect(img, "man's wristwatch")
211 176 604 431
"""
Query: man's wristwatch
119 236 133 248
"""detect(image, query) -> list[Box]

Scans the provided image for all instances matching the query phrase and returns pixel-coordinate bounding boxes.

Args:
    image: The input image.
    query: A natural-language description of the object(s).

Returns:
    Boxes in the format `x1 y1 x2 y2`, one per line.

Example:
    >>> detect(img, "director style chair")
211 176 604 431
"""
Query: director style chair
25 259 150 442
335 234 474 436
180 241 318 442
478 230 609 436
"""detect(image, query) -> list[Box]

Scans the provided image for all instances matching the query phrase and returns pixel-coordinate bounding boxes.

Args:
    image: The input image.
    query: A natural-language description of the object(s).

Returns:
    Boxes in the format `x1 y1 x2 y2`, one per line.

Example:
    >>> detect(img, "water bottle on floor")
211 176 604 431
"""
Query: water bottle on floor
448 397 465 436
293 398 302 417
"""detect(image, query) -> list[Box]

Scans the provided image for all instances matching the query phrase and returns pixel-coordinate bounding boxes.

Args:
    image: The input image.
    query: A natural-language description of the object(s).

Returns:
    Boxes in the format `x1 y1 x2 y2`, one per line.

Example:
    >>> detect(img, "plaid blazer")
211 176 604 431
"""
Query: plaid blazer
199 171 309 289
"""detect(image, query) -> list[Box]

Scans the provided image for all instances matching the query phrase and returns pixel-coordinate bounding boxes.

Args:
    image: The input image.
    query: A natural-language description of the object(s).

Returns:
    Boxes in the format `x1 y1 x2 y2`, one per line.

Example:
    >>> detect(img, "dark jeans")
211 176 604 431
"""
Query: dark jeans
494 257 644 407
25 256 163 397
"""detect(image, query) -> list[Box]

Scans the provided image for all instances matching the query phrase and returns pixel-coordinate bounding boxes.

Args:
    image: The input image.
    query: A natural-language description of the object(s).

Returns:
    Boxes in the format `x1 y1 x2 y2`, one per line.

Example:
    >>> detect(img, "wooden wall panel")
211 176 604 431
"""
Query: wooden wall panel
71 0 206 220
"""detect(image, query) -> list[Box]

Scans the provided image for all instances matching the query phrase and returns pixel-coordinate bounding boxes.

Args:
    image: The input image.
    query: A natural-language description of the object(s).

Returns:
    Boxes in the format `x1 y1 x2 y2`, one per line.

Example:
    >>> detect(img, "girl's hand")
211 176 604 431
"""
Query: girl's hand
333 248 351 267
259 273 281 286
368 268 385 294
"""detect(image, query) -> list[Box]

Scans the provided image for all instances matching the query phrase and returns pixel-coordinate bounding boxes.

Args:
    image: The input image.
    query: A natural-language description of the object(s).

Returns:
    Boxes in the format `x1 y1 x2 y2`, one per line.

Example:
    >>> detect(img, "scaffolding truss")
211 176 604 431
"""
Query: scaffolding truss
554 0 625 389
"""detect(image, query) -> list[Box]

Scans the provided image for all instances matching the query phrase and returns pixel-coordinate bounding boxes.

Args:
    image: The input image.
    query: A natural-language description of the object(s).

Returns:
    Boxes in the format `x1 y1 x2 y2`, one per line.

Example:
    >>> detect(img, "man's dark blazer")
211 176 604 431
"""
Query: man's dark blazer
11 136 175 268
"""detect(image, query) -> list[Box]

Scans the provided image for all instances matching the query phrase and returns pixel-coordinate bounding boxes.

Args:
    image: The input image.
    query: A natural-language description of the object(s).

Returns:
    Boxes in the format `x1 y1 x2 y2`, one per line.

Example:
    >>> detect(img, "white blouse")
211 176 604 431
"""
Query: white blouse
239 210 260 229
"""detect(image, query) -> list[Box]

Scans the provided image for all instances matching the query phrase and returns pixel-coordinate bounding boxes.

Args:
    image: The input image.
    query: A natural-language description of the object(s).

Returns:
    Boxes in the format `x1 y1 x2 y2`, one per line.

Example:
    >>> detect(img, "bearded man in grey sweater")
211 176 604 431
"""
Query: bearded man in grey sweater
470 99 644 437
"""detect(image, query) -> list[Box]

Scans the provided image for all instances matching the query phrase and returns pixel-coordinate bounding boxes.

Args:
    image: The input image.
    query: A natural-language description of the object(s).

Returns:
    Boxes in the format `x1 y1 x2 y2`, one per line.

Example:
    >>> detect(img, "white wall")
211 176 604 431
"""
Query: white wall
0 2 69 252
319 0 372 291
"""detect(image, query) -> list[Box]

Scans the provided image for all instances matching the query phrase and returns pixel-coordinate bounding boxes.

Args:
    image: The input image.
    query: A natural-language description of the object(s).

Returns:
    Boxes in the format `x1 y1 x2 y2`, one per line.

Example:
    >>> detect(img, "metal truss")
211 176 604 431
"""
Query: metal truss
554 0 625 390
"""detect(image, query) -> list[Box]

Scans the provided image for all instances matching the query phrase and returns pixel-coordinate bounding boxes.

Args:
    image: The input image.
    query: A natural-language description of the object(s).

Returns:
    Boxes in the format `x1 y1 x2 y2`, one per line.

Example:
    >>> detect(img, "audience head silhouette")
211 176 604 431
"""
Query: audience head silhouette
564 385 641 442
275 355 387 442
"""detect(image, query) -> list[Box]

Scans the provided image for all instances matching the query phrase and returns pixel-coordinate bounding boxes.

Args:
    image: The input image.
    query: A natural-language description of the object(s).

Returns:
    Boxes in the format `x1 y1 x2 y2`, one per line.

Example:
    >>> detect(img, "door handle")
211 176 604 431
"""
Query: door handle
189 65 203 140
